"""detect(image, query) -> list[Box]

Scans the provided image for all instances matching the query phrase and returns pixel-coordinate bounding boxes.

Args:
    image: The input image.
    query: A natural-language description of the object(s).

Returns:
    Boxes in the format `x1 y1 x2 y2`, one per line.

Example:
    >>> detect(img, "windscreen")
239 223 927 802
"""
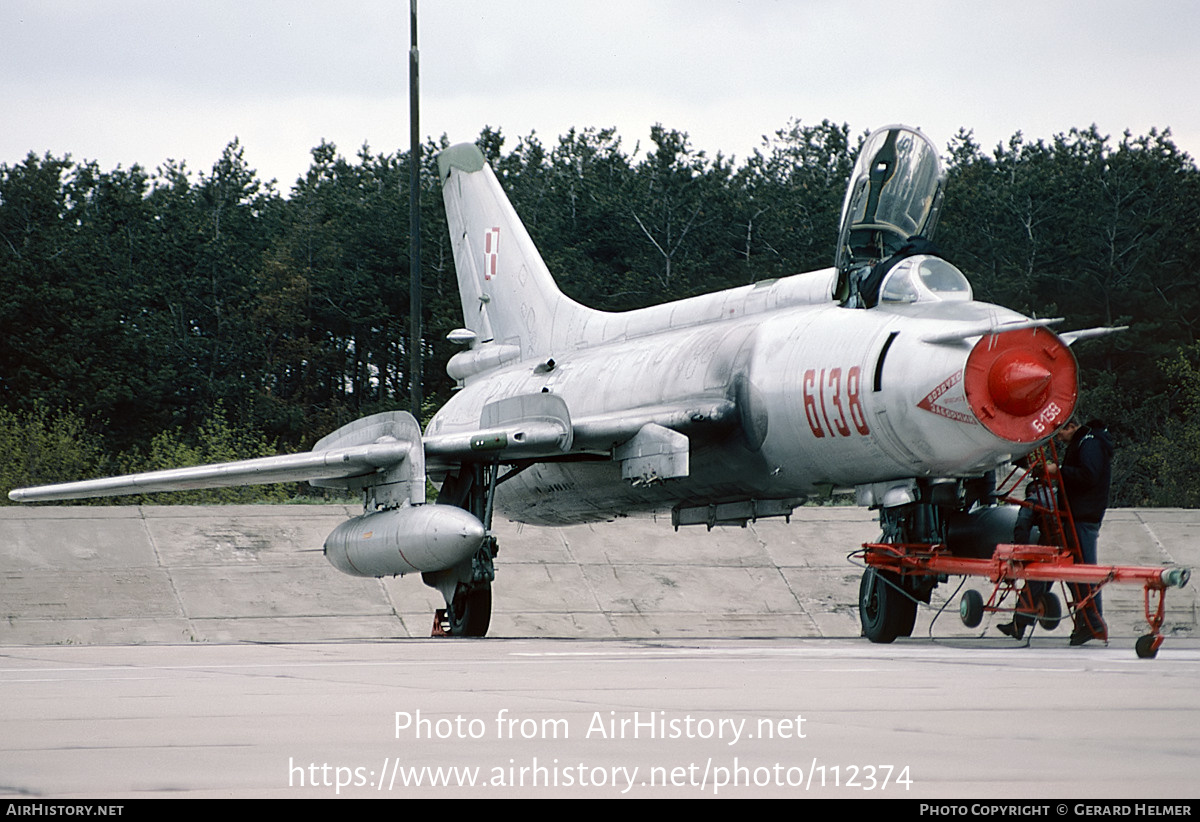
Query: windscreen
835 126 946 276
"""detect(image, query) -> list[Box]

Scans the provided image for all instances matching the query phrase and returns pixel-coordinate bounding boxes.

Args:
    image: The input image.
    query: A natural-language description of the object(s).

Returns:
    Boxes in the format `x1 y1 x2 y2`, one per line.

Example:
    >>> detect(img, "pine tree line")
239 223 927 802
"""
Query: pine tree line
2 121 1198 504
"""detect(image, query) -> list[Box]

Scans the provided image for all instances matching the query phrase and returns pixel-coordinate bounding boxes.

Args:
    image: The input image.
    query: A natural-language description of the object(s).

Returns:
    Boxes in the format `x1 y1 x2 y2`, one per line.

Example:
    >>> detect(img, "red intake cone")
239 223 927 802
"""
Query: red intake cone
964 327 1077 443
988 352 1053 416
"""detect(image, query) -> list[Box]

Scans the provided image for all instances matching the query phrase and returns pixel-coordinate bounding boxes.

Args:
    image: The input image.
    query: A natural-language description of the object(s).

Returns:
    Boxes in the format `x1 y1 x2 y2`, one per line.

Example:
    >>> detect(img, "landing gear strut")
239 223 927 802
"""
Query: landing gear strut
859 484 946 643
426 460 512 637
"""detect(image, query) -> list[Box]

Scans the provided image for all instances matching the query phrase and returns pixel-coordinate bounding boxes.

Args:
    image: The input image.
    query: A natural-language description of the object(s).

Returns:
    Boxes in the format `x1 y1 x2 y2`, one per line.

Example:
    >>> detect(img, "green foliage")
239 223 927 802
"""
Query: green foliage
1118 345 1200 507
0 405 107 502
115 405 294 504
734 118 854 277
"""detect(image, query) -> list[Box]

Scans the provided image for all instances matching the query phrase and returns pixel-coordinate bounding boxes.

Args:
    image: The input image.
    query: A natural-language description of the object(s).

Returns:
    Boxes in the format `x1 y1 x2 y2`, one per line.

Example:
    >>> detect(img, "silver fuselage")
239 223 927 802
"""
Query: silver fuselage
427 267 1032 524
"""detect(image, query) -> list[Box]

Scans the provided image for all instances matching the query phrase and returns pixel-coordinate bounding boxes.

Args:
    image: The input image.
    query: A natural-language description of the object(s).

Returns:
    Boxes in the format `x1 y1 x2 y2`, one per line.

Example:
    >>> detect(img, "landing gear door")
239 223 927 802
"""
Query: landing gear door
834 126 946 289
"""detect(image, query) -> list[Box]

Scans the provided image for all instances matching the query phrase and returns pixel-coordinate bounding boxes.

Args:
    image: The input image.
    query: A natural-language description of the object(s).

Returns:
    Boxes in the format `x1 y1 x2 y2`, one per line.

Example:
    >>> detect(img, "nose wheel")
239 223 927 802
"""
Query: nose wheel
859 568 917 643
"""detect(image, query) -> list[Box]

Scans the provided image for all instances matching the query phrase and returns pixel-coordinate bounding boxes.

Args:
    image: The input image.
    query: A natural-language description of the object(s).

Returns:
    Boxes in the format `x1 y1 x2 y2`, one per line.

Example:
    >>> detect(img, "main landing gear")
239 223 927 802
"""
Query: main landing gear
436 580 494 638
425 462 501 637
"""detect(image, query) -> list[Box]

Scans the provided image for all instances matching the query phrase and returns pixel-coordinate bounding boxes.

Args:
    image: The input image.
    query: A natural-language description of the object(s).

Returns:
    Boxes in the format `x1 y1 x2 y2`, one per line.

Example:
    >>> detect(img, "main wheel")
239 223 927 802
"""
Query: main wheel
859 568 916 643
447 582 492 637
1035 591 1062 631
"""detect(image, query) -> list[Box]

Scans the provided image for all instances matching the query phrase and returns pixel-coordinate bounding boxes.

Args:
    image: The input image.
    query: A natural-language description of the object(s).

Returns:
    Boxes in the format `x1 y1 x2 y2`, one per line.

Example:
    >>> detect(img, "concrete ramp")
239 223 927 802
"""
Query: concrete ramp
1 505 1195 644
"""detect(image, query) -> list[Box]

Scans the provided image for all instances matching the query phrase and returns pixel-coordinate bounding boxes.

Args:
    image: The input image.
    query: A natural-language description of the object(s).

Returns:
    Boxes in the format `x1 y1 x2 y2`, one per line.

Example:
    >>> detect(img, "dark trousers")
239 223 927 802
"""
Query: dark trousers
1070 521 1105 635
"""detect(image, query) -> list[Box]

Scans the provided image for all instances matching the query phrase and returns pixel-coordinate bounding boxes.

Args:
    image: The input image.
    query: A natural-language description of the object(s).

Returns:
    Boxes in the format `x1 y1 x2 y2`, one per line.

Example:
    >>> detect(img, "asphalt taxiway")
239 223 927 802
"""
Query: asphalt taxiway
3 638 1199 799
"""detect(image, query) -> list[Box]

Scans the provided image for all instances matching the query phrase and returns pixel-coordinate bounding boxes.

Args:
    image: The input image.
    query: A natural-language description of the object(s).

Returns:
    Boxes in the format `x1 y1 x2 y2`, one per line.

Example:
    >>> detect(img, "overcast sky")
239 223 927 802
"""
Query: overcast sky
5 1 1199 191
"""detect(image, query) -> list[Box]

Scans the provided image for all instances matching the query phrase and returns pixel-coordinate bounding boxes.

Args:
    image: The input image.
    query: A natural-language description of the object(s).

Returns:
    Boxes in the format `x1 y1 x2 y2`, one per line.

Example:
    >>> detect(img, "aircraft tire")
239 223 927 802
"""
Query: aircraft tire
959 589 984 628
447 582 492 637
859 568 914 643
1035 591 1062 631
893 584 919 638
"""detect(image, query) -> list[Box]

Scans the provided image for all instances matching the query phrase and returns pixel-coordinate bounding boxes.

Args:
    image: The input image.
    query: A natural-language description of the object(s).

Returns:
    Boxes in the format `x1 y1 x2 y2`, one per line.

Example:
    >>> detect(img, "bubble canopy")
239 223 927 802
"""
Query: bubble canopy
879 255 972 304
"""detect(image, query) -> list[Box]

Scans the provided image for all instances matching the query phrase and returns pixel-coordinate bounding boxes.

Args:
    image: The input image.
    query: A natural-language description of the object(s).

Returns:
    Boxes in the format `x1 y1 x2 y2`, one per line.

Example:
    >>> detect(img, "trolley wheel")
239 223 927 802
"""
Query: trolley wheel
1035 591 1062 631
1135 634 1160 659
960 589 984 628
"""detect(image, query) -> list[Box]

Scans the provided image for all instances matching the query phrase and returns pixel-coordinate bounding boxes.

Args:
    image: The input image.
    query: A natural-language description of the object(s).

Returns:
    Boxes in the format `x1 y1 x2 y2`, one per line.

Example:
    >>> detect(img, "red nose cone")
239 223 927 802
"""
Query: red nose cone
988 351 1053 416
964 327 1077 443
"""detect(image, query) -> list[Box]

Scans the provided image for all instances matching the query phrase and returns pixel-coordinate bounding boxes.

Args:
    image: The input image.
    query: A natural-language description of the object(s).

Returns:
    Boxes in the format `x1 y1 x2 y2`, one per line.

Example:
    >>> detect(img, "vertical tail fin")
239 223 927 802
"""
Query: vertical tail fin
437 144 585 359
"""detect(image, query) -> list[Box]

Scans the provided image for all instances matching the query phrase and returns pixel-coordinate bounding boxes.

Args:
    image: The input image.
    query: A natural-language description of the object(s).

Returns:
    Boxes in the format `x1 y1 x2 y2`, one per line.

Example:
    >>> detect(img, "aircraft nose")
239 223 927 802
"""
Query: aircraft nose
988 352 1053 416
964 327 1077 443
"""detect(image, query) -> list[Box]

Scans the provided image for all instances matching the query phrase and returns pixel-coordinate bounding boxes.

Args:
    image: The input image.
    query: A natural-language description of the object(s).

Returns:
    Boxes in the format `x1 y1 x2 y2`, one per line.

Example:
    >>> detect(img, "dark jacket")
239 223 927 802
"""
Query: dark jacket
1059 424 1114 524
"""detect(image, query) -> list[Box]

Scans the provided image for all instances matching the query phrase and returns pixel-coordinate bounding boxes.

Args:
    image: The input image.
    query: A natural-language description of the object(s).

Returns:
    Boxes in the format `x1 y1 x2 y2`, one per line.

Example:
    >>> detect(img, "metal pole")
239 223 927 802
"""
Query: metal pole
408 0 423 420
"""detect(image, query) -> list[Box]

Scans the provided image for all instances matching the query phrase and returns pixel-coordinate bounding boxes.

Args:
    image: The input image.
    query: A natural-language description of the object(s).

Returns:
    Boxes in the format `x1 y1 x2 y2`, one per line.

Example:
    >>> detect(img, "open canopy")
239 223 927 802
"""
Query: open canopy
835 125 946 277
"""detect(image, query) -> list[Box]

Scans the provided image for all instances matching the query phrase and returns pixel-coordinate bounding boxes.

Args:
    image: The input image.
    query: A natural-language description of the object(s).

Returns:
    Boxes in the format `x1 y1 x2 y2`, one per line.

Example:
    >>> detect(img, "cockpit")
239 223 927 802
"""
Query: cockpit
878 255 972 304
833 126 956 309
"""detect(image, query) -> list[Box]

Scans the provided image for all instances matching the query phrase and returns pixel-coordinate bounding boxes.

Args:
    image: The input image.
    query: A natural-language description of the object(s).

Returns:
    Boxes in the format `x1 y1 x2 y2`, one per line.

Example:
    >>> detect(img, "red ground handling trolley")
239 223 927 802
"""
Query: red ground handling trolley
856 444 1191 658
